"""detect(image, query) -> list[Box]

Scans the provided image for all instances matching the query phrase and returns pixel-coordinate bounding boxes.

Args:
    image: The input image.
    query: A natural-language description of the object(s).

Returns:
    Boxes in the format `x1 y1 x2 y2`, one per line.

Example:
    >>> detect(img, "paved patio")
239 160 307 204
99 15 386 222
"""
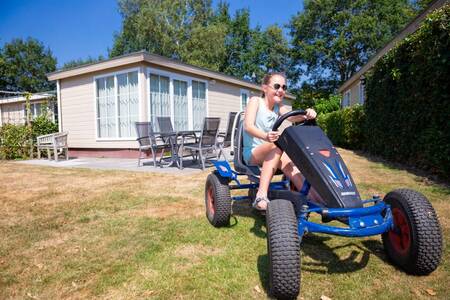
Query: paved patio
15 156 219 175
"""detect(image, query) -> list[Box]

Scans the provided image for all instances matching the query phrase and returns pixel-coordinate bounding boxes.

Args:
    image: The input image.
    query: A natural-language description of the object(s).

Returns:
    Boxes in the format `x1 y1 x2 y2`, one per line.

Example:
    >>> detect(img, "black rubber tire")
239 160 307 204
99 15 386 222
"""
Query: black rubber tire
205 171 232 227
267 199 301 299
382 189 442 275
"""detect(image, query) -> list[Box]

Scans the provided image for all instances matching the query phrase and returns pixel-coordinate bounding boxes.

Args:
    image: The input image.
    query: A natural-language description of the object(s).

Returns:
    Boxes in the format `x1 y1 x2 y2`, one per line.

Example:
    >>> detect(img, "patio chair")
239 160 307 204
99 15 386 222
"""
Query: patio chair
179 117 221 170
157 116 174 137
216 111 237 161
134 122 171 167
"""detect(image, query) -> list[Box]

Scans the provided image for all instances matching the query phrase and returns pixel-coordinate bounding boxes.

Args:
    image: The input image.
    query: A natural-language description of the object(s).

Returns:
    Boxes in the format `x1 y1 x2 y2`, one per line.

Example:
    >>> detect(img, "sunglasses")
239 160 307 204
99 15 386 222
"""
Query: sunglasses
269 83 287 91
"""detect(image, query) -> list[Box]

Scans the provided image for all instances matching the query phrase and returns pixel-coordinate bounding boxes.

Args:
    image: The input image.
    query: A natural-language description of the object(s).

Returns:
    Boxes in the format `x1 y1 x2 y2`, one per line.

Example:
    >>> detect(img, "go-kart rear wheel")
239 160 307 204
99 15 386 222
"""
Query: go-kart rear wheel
382 189 442 275
205 171 232 227
267 199 301 300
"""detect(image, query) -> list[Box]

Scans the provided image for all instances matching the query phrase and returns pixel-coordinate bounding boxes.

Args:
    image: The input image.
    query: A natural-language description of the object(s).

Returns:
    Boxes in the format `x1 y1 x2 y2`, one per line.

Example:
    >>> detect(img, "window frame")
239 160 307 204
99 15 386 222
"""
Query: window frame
93 67 141 141
146 67 208 131
358 82 365 105
240 89 250 111
342 90 351 108
22 101 46 121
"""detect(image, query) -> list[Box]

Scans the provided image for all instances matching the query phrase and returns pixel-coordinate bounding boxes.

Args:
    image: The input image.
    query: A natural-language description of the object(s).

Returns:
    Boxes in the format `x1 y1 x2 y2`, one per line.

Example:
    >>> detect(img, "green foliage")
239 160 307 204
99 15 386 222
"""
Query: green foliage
364 4 450 179
110 0 291 83
31 115 58 141
62 55 105 70
293 80 336 109
0 124 31 159
289 0 415 87
0 37 57 93
314 95 341 115
111 0 219 68
0 115 58 160
317 105 365 150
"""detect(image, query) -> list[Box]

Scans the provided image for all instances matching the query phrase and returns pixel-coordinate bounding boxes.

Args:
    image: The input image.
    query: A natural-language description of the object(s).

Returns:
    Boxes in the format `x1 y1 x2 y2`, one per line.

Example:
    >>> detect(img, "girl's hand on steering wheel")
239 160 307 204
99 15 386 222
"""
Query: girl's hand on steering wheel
305 108 317 120
266 131 280 142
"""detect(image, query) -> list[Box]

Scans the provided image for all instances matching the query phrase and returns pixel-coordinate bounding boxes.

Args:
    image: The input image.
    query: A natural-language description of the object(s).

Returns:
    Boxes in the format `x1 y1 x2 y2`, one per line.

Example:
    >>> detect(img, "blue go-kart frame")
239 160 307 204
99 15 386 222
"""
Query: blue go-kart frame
204 110 442 300
212 159 393 239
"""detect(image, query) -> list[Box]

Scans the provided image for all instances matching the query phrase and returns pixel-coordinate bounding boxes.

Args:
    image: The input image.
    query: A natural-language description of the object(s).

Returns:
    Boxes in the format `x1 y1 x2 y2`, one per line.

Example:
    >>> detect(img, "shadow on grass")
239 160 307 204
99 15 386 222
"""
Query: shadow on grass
231 200 267 239
255 236 388 295
301 234 372 274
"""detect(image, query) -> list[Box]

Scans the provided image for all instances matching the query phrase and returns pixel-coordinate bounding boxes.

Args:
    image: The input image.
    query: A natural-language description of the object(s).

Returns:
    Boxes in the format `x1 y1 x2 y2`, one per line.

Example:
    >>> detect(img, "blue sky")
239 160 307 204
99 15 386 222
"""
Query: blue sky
0 0 303 68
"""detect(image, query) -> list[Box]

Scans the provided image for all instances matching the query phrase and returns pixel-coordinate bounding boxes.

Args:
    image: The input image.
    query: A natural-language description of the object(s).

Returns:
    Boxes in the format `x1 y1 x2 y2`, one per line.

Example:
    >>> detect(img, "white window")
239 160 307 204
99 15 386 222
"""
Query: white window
342 90 351 108
23 102 44 121
240 89 249 111
149 74 170 131
359 82 365 105
192 80 206 130
173 79 189 130
148 69 207 131
96 70 139 138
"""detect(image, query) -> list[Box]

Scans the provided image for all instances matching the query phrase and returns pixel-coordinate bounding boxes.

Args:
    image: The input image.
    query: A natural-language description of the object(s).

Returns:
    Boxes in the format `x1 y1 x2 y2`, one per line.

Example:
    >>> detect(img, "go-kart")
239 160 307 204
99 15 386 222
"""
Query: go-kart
204 110 443 299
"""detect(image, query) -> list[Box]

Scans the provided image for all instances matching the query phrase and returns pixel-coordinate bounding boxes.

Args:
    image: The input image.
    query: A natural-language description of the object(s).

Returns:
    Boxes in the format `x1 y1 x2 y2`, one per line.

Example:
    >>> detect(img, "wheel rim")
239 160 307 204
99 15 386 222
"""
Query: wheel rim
389 207 411 255
207 185 215 216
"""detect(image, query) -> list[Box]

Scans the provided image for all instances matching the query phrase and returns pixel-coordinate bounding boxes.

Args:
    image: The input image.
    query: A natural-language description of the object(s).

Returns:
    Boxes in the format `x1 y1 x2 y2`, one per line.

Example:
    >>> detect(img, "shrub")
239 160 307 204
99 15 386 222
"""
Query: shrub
364 4 450 179
318 105 365 150
314 94 341 115
0 115 58 160
31 115 58 141
0 124 32 159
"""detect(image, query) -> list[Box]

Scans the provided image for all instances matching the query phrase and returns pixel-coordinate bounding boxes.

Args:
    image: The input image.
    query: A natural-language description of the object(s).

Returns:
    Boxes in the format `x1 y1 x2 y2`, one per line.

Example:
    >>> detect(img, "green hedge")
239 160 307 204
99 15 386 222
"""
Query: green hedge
317 105 365 150
0 115 58 159
364 4 450 179
0 124 32 159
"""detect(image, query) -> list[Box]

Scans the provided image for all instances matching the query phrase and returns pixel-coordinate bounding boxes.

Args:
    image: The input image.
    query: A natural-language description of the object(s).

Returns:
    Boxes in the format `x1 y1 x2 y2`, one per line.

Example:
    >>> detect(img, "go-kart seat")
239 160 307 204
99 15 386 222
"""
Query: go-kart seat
232 112 283 178
233 112 261 177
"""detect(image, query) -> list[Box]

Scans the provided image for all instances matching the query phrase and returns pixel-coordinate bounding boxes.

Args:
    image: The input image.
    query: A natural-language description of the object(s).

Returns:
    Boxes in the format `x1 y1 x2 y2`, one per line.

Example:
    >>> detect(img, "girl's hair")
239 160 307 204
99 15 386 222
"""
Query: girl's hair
261 72 286 97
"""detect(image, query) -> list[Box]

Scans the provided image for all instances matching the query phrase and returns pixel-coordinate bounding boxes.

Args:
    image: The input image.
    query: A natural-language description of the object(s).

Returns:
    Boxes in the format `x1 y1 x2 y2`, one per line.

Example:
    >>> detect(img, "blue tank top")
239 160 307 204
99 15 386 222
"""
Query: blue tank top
243 98 279 163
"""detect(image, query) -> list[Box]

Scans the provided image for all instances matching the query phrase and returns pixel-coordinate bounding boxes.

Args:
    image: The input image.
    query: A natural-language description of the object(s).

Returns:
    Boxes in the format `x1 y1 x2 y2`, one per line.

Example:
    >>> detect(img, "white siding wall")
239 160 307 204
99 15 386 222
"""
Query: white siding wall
59 62 292 149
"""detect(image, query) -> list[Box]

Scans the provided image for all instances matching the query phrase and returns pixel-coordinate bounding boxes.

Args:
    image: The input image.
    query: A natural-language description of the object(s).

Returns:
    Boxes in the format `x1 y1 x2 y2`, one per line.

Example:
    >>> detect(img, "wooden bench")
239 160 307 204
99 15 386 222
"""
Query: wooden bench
37 132 69 161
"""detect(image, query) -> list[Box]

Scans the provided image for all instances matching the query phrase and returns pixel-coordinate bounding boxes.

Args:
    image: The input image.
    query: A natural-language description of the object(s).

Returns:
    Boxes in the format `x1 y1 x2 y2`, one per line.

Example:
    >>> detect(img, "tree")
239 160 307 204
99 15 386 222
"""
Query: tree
289 0 416 90
245 25 292 83
111 0 229 71
62 55 105 70
110 0 225 70
215 6 290 84
0 38 57 92
111 0 291 83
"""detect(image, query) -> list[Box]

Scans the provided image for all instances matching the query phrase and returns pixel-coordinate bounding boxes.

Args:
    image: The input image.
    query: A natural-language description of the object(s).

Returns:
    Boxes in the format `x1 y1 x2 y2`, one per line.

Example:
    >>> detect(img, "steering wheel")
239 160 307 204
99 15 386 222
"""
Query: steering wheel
272 109 315 131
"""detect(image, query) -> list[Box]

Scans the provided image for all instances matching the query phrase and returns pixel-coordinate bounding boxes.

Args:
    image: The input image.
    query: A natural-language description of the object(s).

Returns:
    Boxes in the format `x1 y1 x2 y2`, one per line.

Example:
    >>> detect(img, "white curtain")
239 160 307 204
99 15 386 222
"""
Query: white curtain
192 80 206 130
96 76 116 138
173 79 188 131
118 71 139 137
150 74 170 131
105 76 116 137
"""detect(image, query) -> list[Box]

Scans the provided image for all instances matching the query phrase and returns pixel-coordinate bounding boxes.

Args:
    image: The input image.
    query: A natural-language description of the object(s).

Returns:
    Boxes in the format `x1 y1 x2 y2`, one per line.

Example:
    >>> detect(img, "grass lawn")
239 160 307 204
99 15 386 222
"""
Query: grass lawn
0 148 448 299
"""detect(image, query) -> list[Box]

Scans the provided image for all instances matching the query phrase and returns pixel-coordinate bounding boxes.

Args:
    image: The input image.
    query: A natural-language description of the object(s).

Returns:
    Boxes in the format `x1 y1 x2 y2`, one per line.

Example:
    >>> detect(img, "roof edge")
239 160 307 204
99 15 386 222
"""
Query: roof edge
47 50 295 100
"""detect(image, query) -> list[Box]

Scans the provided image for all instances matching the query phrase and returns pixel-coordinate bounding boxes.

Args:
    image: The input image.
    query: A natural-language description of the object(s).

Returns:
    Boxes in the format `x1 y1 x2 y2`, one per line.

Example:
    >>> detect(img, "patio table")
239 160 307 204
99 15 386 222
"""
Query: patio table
158 130 201 168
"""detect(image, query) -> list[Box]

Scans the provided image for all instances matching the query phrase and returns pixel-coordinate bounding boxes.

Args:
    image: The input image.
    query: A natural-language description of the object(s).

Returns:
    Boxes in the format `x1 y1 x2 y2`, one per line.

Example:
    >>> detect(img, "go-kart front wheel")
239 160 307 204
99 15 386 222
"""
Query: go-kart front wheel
267 199 301 300
205 171 231 227
382 189 442 275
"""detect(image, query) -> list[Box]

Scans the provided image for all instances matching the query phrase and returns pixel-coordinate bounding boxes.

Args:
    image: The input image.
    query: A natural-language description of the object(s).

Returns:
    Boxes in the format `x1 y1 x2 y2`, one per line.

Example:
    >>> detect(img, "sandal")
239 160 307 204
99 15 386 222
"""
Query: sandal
253 196 270 211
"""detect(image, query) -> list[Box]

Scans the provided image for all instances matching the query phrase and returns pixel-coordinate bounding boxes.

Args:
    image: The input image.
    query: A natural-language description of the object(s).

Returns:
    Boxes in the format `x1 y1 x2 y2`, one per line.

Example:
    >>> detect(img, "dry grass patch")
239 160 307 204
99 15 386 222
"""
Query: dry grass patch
0 151 449 299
